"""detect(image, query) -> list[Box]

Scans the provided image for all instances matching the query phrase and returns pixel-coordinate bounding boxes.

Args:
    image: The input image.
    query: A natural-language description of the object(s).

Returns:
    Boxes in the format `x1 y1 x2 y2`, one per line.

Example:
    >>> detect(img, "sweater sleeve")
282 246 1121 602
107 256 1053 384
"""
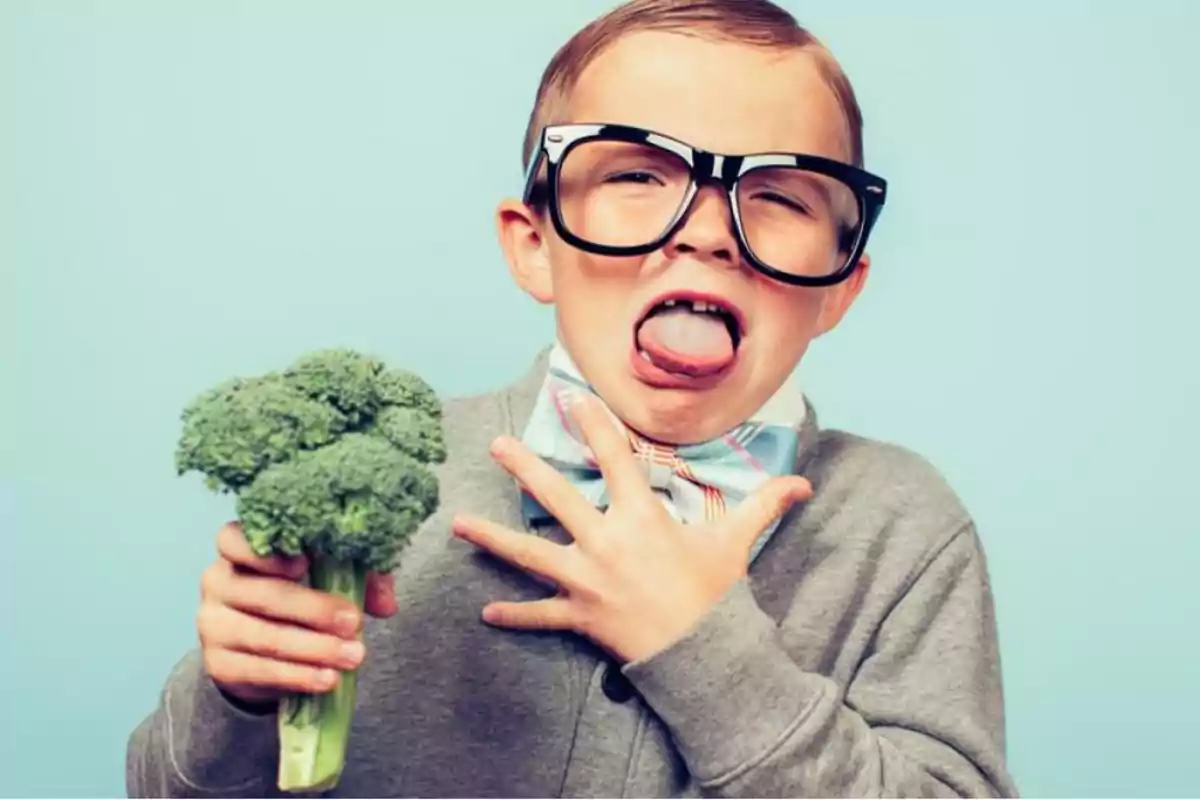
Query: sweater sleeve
622 525 1018 798
125 650 281 798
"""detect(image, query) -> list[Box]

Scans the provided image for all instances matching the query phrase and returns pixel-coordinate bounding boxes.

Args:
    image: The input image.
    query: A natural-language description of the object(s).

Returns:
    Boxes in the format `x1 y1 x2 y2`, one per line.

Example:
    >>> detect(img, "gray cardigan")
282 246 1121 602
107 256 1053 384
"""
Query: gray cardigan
126 350 1017 797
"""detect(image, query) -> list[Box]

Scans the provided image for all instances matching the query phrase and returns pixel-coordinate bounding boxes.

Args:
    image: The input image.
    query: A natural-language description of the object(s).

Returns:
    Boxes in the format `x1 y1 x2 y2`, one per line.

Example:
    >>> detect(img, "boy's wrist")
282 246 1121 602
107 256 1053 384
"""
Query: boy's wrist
622 579 823 782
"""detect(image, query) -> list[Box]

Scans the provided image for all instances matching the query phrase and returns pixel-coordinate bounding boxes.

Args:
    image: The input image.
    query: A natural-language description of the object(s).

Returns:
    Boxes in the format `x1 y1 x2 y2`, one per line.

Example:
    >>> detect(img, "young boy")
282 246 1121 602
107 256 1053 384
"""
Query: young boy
127 1 1017 796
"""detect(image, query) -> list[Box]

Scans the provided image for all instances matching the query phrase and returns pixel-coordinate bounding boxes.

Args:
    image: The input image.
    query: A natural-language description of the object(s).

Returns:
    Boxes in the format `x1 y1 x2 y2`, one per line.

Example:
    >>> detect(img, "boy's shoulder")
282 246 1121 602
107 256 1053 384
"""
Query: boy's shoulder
807 426 971 525
800 425 976 563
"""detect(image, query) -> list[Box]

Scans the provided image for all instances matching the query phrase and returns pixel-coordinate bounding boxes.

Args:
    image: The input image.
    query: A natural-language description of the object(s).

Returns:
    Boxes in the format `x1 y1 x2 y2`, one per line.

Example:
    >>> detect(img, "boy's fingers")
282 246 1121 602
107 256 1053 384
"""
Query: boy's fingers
204 647 340 696
365 572 398 618
199 603 365 672
568 396 646 505
489 437 601 537
204 566 361 638
452 513 573 588
723 476 812 554
216 522 307 579
481 597 576 632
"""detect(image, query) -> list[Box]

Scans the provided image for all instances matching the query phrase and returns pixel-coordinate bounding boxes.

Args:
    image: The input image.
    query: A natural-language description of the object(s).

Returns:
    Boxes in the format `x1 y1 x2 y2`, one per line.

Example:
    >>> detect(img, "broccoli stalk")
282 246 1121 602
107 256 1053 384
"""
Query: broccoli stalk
277 555 366 792
175 349 446 792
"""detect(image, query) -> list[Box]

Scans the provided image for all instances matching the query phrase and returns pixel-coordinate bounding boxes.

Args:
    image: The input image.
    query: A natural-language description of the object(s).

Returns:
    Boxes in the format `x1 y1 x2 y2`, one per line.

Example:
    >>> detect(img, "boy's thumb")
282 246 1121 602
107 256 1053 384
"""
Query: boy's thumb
726 476 813 553
365 571 398 618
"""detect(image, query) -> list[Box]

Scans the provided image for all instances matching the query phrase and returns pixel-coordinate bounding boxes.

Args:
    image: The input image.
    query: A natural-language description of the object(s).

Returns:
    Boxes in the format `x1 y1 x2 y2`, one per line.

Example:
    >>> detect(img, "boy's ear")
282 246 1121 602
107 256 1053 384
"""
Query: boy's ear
496 198 554 304
815 253 870 336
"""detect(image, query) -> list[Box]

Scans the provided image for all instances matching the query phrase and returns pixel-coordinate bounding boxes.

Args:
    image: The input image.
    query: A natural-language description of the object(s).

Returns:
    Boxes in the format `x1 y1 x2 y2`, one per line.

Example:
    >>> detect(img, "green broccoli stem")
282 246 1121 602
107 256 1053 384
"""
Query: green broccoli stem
276 555 368 793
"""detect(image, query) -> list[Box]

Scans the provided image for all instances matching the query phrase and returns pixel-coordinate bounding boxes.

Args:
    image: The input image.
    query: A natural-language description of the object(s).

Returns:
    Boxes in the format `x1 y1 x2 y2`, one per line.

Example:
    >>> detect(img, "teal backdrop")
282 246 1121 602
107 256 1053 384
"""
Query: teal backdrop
4 2 1198 796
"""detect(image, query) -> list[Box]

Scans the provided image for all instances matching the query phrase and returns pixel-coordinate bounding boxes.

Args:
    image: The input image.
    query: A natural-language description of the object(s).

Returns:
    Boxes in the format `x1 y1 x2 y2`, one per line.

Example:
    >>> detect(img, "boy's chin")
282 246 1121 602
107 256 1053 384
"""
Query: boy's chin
621 400 741 446
614 375 748 446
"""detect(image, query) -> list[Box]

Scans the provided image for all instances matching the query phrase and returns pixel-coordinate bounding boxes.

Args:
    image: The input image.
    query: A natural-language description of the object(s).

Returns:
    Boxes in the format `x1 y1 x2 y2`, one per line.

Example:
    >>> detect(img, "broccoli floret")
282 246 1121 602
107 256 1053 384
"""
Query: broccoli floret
175 375 348 492
237 433 439 571
283 349 387 425
174 349 446 792
376 367 442 419
369 406 448 465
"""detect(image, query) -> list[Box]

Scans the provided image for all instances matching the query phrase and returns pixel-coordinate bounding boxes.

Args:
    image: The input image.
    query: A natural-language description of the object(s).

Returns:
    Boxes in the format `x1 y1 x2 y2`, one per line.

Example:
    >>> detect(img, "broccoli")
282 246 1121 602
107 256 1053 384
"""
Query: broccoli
175 348 446 792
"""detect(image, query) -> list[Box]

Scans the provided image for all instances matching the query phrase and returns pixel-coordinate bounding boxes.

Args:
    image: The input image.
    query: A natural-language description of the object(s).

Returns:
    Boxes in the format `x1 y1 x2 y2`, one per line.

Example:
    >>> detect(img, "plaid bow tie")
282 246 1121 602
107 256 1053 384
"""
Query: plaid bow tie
519 344 807 561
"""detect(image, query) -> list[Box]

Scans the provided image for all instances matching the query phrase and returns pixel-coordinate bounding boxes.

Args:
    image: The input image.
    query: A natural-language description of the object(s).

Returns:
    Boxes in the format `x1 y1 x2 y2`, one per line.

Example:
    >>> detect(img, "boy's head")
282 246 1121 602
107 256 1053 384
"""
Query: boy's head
497 0 886 444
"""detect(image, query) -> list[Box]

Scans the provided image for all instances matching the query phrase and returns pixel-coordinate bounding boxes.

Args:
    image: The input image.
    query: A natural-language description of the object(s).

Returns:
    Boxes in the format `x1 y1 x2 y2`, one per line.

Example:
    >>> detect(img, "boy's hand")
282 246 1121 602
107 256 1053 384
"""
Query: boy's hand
196 522 398 707
452 396 812 664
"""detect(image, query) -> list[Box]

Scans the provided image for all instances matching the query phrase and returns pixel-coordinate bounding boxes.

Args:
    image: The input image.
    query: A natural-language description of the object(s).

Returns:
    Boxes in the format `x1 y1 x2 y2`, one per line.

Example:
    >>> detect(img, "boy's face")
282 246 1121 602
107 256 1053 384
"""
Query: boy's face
499 30 869 444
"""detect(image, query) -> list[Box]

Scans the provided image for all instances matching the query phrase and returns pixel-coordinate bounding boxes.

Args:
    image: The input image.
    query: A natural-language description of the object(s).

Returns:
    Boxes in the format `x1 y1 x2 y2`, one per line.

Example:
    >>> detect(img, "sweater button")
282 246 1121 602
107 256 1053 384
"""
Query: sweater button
602 663 635 703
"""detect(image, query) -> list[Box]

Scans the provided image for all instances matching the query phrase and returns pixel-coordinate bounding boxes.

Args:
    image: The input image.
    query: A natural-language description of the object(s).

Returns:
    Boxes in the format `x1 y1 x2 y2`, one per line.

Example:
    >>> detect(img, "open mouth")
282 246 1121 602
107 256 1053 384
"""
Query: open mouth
631 292 745 388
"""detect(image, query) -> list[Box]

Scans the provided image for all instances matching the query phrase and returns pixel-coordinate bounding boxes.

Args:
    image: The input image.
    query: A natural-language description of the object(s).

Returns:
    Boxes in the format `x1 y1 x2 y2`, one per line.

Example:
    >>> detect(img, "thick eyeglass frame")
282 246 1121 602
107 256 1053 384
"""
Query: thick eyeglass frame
523 123 888 287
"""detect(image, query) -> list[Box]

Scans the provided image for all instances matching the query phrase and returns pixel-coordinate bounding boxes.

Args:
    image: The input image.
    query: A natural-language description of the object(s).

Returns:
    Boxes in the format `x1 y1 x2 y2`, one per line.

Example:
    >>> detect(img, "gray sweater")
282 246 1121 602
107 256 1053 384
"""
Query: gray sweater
126 350 1017 798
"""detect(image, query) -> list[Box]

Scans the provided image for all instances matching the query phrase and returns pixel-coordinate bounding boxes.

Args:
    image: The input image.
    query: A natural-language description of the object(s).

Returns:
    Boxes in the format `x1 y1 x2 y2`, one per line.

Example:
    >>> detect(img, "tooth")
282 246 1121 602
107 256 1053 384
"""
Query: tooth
664 299 677 307
693 301 708 313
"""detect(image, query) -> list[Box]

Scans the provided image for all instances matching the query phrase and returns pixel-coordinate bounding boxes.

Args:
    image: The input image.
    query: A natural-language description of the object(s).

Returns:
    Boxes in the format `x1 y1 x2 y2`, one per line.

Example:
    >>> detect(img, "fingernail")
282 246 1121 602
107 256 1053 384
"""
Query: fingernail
334 610 360 637
340 641 365 667
316 669 339 688
490 437 511 457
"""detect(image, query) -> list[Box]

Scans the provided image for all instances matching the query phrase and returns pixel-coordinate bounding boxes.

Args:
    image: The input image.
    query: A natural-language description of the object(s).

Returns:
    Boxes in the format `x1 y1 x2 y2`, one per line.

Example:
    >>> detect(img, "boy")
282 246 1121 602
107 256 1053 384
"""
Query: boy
127 0 1017 796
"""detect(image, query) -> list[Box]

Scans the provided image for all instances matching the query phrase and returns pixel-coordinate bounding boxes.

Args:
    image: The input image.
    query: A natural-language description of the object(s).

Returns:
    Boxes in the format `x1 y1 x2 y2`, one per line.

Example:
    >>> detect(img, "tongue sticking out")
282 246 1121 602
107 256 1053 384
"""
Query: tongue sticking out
636 307 736 377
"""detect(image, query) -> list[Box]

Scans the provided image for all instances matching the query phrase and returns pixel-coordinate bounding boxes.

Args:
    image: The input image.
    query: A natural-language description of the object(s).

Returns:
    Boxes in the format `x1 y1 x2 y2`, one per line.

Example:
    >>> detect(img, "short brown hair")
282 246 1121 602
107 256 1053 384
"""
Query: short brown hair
521 0 865 170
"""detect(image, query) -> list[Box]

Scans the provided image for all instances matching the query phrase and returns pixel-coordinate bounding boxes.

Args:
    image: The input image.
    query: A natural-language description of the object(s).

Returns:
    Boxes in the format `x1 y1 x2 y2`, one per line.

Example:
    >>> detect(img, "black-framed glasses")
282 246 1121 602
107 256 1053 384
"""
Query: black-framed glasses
523 123 887 287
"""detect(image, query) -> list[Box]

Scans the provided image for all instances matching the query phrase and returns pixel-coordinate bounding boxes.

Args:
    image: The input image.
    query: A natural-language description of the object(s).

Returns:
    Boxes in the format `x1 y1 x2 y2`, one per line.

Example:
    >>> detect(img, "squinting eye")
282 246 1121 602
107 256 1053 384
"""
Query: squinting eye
604 170 662 185
754 190 812 215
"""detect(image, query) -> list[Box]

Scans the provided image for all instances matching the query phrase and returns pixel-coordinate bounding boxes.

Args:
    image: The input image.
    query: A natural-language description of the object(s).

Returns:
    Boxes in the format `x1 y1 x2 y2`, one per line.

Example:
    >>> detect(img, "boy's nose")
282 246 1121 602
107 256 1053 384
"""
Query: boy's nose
664 185 739 267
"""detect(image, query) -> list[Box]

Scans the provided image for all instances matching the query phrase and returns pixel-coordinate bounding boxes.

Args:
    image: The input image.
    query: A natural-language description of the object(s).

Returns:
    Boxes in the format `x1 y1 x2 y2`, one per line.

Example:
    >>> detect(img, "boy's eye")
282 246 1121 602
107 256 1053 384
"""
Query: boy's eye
752 190 813 216
603 170 663 185
740 167 848 222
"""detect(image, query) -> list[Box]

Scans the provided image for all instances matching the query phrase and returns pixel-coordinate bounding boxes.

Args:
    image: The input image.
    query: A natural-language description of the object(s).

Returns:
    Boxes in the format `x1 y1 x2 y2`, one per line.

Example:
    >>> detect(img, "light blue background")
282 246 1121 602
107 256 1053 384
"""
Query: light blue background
4 2 1198 796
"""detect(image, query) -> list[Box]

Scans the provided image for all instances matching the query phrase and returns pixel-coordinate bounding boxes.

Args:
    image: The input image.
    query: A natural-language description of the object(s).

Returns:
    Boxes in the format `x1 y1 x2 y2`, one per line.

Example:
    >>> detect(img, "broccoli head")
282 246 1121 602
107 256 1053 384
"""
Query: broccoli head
176 348 445 564
174 348 446 791
237 433 439 572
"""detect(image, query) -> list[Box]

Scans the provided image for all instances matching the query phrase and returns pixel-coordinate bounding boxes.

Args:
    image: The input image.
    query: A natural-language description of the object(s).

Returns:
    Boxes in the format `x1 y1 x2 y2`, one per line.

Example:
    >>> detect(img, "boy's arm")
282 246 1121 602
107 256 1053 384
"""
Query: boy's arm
623 523 1018 798
126 650 281 798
